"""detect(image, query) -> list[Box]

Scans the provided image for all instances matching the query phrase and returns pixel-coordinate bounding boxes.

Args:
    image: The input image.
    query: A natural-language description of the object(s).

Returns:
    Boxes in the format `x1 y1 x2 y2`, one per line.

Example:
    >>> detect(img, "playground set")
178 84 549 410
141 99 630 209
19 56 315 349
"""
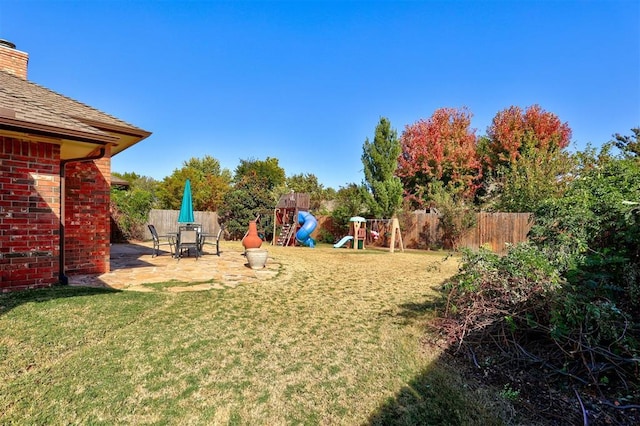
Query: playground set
272 192 318 248
270 192 403 252
333 216 404 253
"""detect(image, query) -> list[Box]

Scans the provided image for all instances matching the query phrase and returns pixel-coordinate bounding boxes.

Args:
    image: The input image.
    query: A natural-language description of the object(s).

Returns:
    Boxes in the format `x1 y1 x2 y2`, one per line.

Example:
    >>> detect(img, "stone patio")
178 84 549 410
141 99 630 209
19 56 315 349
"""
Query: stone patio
67 241 279 292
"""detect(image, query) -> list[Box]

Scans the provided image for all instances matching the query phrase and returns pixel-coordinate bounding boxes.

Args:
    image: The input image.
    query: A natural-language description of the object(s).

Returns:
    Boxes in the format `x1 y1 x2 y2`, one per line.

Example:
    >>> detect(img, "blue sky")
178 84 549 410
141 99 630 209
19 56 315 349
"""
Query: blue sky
1 0 638 189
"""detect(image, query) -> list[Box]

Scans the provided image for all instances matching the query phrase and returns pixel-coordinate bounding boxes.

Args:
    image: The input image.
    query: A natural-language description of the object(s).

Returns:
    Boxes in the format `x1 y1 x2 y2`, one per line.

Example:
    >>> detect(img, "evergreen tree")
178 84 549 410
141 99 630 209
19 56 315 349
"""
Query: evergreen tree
613 127 640 158
361 117 403 218
219 157 286 240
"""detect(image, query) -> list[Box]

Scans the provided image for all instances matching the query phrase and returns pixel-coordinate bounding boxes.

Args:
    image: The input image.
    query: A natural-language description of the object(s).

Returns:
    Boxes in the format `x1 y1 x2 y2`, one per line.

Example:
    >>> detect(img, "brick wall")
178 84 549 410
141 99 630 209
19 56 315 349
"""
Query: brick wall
0 43 28 79
0 137 60 291
63 149 111 275
0 137 113 290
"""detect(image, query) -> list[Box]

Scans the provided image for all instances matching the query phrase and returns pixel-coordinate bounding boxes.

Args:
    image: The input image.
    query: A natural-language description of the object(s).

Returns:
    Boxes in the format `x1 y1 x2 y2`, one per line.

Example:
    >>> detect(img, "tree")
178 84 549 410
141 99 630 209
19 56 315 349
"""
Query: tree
489 146 575 212
531 144 640 271
219 157 286 240
397 107 481 207
234 157 285 192
285 173 329 211
159 156 232 212
110 172 161 241
218 176 274 240
330 184 367 235
112 171 161 198
613 127 640 158
485 104 571 170
361 117 403 218
482 105 573 212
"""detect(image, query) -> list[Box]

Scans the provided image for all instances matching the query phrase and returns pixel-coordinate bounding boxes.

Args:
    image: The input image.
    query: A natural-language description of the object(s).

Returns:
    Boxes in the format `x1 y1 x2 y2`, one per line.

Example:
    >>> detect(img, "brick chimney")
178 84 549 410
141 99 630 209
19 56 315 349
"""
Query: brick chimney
0 39 29 79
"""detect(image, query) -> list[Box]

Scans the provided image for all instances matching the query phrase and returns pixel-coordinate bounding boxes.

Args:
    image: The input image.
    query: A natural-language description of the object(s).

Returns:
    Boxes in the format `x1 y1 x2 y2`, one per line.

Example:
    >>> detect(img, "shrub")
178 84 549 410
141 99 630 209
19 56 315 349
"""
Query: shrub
316 228 336 244
437 145 640 397
438 243 562 344
110 188 154 241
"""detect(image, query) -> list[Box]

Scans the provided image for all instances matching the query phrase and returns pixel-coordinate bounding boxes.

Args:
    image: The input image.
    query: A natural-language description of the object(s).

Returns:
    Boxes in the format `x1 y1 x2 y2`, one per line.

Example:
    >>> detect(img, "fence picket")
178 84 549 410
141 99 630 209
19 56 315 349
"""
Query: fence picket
401 211 532 253
140 210 530 253
145 209 220 240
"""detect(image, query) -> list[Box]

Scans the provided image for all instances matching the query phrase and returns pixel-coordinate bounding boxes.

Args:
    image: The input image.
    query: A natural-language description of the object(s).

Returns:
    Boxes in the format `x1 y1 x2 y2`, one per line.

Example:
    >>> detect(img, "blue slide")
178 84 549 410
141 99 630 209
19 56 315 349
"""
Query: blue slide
333 235 354 248
296 211 317 248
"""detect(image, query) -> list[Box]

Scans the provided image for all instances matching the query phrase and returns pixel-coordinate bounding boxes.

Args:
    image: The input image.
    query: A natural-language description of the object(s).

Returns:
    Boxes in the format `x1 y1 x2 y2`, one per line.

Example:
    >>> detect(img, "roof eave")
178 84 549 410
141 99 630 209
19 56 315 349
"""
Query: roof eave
78 117 151 140
77 118 152 157
0 116 117 145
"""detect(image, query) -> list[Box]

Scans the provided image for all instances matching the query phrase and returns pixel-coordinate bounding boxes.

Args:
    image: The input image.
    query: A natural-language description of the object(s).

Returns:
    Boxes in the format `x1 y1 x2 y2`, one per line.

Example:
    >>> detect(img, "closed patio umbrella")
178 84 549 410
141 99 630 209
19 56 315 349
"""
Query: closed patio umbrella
178 179 195 224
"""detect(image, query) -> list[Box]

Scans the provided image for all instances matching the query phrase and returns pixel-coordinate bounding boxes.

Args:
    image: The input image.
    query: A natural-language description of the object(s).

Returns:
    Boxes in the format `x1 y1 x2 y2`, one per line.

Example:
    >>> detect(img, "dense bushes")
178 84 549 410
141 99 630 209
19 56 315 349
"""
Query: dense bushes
110 188 154 241
438 244 561 344
436 142 639 420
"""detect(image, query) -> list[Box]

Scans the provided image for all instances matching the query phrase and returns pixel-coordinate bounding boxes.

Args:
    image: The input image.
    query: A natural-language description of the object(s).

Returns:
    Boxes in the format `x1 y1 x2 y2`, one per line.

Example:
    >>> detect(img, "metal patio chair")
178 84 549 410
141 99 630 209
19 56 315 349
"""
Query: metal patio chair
148 224 176 257
177 225 199 259
201 225 225 256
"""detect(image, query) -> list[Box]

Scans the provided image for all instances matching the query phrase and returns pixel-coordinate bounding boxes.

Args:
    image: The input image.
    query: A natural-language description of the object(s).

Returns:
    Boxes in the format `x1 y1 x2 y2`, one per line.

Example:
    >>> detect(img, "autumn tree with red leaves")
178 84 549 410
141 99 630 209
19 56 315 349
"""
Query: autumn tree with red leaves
485 104 571 169
481 105 574 211
397 107 482 207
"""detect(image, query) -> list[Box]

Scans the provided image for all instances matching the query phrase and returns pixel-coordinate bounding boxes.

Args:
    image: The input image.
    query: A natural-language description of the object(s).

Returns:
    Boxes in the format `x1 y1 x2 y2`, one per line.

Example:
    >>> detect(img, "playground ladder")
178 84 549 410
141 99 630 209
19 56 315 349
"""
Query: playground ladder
276 223 291 246
276 222 297 246
283 223 297 246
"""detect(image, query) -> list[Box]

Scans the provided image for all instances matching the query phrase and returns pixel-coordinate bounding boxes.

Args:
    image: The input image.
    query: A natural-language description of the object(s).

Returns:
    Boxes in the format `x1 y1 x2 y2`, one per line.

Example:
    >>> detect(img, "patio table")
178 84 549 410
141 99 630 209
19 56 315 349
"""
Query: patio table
170 228 216 257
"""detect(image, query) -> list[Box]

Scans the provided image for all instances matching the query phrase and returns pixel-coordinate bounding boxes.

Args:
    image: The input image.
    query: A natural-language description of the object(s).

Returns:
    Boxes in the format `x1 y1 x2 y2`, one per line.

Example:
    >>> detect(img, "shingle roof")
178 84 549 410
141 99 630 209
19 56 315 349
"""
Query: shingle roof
110 176 131 187
0 70 150 145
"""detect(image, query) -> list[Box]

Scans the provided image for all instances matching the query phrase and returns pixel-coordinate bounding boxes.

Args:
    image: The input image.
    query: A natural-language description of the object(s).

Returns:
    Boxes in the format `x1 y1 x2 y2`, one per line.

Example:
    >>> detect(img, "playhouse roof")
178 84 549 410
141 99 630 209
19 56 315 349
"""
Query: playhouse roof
275 192 310 210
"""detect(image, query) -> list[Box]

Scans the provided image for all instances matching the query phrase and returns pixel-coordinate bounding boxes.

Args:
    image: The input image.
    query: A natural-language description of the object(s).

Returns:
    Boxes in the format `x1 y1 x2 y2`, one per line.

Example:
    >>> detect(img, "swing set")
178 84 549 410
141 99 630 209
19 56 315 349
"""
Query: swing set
340 217 404 253
367 217 404 253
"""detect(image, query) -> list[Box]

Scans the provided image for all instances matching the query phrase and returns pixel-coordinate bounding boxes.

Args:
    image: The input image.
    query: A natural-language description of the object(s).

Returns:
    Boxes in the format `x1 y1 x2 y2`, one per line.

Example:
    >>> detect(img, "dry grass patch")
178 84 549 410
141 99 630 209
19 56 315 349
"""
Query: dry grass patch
1 243 502 424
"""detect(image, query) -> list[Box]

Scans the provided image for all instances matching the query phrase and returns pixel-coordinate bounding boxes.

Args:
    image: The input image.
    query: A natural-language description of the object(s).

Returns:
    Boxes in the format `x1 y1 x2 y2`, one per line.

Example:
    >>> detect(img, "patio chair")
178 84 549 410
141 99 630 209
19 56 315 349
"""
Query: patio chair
177 226 199 259
148 224 176 258
201 225 224 256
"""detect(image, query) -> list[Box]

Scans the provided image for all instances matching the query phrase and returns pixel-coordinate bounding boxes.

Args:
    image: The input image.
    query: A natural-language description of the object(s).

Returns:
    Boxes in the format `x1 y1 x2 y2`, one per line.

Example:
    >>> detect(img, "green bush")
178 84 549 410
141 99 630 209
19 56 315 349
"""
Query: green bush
530 150 640 356
316 228 336 244
440 243 562 342
439 143 640 392
329 184 366 235
111 188 154 241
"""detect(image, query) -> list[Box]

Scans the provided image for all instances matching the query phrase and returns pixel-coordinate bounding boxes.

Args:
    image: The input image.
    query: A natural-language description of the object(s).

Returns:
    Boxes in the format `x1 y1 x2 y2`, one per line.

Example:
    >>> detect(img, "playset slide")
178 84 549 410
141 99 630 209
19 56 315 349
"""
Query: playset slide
296 211 317 248
333 235 354 248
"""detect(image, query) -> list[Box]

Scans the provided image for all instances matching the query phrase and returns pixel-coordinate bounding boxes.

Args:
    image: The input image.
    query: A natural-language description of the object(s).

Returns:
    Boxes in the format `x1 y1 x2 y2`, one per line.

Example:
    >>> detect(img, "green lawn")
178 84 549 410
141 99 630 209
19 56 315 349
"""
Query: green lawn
1 244 503 425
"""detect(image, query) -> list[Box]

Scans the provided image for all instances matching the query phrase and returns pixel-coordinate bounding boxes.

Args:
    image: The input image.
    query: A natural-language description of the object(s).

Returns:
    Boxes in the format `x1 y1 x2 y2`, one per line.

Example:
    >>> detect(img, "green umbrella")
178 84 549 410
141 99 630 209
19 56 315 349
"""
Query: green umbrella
178 179 194 224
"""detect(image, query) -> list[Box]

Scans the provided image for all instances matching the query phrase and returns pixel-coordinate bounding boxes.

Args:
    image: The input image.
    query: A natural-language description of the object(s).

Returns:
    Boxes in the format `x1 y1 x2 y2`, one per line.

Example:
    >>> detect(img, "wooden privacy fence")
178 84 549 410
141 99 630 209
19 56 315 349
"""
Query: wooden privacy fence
143 210 530 252
144 209 220 240
401 211 533 253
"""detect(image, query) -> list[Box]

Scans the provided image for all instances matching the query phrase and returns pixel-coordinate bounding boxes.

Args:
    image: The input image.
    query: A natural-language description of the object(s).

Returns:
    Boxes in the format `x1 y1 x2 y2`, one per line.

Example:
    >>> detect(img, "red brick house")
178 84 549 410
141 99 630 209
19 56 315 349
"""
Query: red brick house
0 40 151 291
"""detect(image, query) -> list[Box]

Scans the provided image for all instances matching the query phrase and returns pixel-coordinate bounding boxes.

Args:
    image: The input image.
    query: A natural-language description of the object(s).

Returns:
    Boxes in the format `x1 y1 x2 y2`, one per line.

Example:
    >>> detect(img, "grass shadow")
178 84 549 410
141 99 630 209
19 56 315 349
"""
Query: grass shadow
379 298 442 327
0 285 120 317
367 359 504 426
397 299 441 319
370 281 510 425
379 277 447 326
